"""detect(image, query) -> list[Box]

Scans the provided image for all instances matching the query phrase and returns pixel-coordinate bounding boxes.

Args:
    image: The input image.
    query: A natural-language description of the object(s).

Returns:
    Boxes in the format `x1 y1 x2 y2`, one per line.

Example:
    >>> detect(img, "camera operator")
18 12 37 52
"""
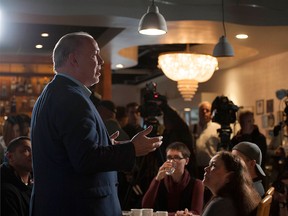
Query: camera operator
139 82 197 178
230 110 267 170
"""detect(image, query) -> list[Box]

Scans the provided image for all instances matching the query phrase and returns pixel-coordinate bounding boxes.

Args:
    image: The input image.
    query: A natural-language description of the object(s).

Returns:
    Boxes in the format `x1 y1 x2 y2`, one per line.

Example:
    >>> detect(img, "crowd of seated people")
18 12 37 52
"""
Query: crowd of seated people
3 98 288 216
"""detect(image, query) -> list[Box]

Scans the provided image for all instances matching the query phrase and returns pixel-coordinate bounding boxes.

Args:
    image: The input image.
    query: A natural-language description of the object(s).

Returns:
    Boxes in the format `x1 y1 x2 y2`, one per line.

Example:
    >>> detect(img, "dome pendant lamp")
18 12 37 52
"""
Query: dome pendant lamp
213 0 234 57
138 0 167 36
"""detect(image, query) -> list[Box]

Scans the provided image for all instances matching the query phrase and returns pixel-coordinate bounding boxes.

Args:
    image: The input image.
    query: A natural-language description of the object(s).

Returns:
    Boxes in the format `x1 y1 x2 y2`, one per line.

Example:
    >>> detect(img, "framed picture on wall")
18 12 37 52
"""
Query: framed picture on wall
266 99 274 113
256 99 264 115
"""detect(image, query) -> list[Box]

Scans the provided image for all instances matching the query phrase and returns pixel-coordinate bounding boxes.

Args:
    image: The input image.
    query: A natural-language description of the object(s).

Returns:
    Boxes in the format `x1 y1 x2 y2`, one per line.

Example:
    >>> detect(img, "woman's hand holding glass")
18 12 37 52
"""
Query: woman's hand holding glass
155 157 182 181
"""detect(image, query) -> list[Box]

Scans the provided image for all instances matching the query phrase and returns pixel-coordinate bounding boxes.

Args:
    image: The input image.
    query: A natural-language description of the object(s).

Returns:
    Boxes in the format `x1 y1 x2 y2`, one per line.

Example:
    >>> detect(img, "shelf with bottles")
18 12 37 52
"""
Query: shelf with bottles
0 76 50 99
0 76 51 116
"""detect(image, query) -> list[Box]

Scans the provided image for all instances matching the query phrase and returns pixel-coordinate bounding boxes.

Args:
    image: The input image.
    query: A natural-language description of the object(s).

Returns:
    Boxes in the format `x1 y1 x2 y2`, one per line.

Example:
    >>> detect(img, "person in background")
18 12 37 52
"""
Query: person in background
232 141 266 197
230 110 267 169
270 171 288 216
96 100 129 141
17 114 31 137
0 115 20 163
197 151 261 216
116 106 129 129
123 102 143 139
142 142 204 216
29 32 163 216
1 136 33 216
192 101 220 179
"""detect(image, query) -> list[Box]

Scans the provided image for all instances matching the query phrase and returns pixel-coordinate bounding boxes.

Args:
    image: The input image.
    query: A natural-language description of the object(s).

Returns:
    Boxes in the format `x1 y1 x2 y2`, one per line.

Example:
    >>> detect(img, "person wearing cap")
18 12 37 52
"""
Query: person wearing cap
1 136 33 216
232 141 266 197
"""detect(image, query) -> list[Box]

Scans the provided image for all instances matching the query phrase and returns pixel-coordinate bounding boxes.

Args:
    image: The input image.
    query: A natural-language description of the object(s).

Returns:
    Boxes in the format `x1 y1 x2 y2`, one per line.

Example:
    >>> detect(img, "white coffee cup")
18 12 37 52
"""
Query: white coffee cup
131 209 142 216
142 208 153 216
156 211 168 216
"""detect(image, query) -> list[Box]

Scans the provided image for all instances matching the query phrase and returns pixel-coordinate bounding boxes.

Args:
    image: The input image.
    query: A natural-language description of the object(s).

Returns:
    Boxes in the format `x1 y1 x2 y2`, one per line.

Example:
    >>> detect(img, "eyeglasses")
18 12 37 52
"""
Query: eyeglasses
166 155 185 161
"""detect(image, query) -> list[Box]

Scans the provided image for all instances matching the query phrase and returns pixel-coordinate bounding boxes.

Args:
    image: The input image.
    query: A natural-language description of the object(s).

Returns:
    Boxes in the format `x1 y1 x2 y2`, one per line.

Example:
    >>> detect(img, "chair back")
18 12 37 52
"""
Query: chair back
265 186 275 196
256 194 273 216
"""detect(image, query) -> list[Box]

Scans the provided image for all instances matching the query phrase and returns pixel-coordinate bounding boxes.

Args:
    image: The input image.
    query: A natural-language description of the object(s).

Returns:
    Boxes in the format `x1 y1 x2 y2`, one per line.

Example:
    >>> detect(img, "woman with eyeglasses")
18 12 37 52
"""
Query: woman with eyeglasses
142 142 204 215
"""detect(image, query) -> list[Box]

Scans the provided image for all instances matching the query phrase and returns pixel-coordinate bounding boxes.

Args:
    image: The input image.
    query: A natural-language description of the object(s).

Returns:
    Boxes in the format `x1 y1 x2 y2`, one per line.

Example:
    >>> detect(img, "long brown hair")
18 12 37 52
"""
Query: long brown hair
215 151 261 216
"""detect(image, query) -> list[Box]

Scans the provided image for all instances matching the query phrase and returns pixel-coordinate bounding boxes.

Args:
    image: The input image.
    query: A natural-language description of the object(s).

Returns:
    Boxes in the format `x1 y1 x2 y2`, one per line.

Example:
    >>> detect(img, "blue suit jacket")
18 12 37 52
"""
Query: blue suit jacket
29 75 135 216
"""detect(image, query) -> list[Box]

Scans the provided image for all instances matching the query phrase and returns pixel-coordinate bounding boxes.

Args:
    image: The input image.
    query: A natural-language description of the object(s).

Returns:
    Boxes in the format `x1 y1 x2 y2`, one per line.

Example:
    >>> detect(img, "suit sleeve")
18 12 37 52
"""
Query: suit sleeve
54 90 135 174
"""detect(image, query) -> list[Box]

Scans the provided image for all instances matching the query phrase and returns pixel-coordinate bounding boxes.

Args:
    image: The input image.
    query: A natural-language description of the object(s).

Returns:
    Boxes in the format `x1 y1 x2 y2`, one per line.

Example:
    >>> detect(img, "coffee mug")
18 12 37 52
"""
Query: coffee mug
131 209 142 216
142 208 153 216
156 211 168 216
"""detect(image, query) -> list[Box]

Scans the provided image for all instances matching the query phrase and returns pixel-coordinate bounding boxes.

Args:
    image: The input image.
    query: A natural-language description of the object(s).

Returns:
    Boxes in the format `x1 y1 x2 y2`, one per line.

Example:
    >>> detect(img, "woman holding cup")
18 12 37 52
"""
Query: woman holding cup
142 142 204 216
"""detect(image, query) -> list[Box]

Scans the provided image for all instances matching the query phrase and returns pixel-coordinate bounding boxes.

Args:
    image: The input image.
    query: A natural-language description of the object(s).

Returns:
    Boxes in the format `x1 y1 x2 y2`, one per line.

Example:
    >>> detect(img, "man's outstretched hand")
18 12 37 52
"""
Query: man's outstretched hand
131 125 163 156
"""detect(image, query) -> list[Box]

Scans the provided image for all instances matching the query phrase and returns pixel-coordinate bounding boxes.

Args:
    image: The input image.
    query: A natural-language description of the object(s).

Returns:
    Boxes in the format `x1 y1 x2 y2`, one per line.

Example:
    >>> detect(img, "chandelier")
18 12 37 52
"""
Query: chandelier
158 52 218 101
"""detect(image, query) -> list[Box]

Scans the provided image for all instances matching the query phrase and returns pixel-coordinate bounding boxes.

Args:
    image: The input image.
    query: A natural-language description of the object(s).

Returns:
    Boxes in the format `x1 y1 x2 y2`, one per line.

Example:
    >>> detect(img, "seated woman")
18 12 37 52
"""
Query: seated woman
142 142 204 216
176 151 261 216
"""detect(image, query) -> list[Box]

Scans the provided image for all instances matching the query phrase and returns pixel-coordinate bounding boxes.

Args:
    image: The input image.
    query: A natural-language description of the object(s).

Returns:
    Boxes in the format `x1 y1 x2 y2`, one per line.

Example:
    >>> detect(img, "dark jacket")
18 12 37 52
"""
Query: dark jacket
30 75 136 216
230 125 267 167
1 163 32 216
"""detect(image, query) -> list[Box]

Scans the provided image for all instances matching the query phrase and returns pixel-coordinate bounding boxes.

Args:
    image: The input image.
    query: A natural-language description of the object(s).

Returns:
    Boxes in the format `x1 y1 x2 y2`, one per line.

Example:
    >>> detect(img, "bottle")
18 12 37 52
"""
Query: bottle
11 77 17 94
27 79 33 94
10 96 17 113
29 97 36 109
1 82 7 98
36 79 41 94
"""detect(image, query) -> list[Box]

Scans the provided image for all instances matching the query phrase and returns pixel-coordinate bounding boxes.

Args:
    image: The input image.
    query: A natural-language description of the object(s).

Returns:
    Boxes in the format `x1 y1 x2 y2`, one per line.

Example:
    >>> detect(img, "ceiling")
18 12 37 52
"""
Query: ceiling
1 0 288 85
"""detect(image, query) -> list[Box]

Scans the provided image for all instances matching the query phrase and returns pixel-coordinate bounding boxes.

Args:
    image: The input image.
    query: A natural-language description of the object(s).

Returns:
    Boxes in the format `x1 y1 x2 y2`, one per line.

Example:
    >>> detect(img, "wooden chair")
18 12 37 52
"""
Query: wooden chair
256 194 273 216
265 186 275 196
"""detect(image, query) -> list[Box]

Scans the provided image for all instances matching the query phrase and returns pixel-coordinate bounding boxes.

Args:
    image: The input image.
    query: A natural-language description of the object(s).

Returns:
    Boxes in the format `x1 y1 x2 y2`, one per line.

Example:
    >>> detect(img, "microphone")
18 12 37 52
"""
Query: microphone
276 89 288 100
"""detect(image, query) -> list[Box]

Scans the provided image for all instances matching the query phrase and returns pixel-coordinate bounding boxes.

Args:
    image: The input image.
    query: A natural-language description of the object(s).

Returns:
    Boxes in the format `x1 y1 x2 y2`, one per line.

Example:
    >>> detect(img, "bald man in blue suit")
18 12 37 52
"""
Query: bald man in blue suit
29 32 162 216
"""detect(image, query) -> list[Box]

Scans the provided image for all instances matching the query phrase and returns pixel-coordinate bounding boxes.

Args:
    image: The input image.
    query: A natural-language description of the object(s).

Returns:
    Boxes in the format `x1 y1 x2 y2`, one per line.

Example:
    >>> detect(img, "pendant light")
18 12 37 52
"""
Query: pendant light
159 45 218 101
213 0 234 57
138 0 167 36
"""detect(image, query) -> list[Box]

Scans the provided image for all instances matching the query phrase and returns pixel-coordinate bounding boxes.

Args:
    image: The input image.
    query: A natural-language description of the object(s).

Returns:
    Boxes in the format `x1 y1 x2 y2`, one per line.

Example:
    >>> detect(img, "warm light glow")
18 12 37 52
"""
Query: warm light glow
177 79 199 101
35 44 43 49
115 64 124 68
158 53 218 101
139 29 166 36
41 32 49 37
236 34 248 39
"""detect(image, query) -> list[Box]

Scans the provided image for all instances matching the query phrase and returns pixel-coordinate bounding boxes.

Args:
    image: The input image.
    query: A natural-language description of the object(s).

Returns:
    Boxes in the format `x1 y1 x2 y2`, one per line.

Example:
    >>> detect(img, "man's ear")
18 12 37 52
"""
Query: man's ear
68 52 78 67
250 159 257 168
5 152 13 161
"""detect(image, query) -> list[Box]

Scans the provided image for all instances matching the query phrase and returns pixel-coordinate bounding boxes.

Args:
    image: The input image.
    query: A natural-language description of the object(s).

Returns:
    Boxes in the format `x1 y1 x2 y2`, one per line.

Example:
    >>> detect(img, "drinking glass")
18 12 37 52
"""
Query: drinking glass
165 159 176 175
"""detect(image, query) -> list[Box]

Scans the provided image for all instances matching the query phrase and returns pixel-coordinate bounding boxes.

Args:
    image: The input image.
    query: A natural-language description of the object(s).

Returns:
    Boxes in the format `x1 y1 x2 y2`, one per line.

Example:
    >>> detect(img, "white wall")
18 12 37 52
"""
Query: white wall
112 51 288 138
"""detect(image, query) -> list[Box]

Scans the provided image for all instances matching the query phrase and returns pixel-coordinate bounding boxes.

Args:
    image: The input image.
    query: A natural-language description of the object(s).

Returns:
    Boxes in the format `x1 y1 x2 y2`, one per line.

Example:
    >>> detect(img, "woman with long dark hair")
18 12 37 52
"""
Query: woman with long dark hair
201 151 261 216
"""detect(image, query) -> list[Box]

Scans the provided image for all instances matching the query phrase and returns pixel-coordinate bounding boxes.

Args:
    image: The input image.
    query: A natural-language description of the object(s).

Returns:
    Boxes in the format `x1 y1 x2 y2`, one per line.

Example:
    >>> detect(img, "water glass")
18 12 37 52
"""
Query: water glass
165 159 176 175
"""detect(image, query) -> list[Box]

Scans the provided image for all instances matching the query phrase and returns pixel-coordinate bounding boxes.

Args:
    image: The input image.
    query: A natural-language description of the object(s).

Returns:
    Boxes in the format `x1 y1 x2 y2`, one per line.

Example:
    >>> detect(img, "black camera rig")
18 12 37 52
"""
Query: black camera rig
211 95 239 150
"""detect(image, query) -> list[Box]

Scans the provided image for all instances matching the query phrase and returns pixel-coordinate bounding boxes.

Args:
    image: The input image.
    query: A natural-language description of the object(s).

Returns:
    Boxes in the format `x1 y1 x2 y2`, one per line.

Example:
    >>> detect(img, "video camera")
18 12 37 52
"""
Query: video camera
211 95 239 150
211 95 239 127
139 82 166 119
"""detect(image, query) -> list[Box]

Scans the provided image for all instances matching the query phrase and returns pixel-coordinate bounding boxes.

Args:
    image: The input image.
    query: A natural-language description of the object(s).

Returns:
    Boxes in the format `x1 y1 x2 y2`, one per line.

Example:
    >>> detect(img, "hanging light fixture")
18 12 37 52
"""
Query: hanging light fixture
158 48 218 101
213 0 234 57
138 0 167 36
